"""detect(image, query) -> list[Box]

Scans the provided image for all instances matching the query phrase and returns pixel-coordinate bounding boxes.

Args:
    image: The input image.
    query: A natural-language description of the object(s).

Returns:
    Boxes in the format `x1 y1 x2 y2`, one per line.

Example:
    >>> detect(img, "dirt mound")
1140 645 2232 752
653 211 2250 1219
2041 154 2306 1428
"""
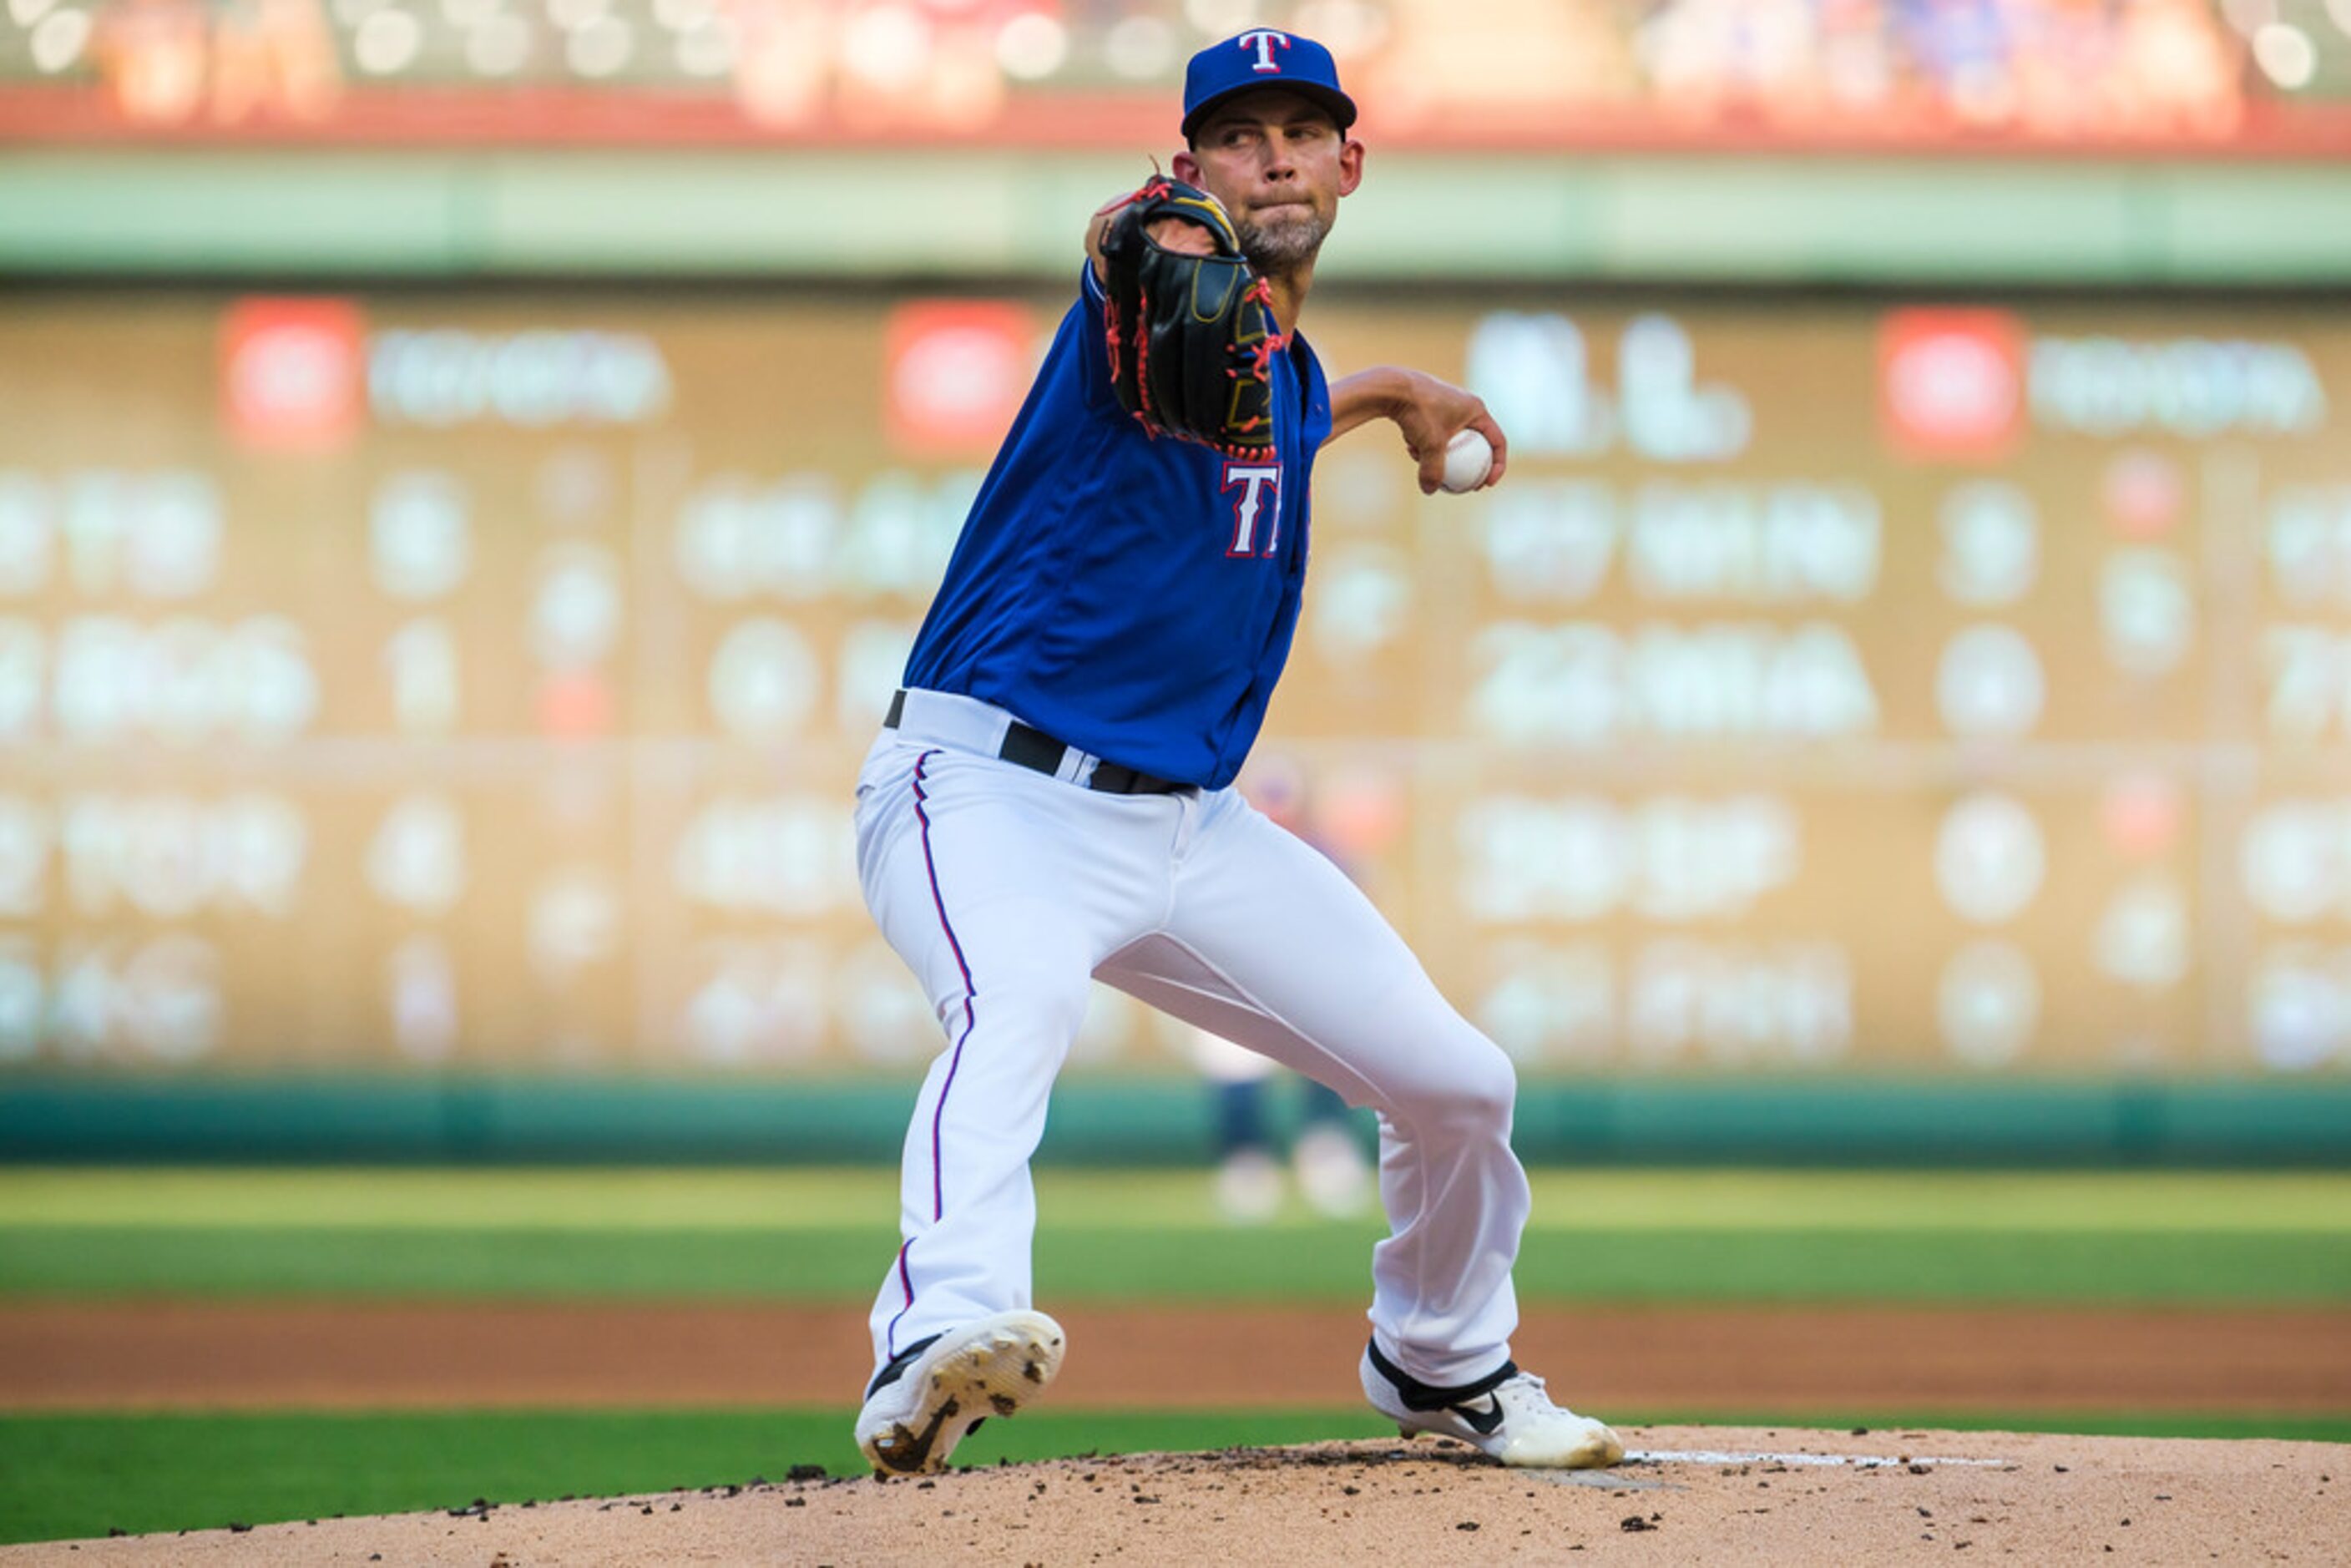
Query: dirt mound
5 1427 2340 1565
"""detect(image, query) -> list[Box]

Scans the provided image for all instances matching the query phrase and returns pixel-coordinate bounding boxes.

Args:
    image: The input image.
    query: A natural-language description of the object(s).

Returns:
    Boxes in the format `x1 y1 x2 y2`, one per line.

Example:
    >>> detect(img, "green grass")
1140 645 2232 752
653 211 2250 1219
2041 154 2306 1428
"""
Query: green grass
6 1166 2348 1232
4 1223 2348 1304
3 1167 2347 1304
0 1408 1388 1545
2 1407 2344 1547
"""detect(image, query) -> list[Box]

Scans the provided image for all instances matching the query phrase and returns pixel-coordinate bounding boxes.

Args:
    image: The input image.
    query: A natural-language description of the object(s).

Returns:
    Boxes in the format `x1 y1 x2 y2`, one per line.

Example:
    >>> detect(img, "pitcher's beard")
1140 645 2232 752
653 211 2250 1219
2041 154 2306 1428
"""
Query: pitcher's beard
1236 210 1328 277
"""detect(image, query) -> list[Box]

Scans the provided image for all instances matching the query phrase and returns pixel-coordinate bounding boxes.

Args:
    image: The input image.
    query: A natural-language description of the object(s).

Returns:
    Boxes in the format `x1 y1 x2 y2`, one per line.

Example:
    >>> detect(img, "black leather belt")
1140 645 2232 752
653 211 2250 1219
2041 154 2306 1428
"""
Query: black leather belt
885 690 1194 797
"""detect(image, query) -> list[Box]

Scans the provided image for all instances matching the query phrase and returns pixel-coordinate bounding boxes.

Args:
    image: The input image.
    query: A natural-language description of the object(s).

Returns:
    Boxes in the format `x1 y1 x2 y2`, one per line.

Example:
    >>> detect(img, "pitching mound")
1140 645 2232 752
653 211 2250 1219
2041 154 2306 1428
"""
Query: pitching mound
5 1426 2340 1564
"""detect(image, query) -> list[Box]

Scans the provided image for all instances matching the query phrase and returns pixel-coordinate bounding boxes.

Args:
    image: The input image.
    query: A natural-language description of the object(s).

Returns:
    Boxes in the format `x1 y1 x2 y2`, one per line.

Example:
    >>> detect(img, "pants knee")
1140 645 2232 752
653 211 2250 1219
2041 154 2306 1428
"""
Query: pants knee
1388 1031 1518 1134
1447 1040 1519 1128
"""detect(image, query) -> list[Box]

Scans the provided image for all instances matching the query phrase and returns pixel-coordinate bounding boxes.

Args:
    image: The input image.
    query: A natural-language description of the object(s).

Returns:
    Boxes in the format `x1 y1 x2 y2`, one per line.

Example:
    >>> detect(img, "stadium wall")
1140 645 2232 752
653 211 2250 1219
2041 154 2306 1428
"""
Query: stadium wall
4 1074 2351 1166
7 149 2351 285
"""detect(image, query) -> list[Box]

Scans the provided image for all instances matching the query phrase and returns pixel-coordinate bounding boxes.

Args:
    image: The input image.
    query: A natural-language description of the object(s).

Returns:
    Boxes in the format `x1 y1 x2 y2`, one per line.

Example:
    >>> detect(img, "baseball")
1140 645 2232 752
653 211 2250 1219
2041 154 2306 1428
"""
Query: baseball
1438 428 1494 493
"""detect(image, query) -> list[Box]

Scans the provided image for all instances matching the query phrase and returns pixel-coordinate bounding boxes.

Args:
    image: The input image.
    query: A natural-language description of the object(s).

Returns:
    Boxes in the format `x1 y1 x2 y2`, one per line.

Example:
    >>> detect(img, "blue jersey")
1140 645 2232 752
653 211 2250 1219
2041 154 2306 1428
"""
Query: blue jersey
902 264 1332 790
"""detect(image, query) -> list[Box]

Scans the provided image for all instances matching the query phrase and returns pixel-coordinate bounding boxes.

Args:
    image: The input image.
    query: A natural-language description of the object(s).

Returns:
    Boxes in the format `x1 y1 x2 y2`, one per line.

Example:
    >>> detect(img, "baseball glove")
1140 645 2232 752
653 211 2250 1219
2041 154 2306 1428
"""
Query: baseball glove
1097 176 1282 457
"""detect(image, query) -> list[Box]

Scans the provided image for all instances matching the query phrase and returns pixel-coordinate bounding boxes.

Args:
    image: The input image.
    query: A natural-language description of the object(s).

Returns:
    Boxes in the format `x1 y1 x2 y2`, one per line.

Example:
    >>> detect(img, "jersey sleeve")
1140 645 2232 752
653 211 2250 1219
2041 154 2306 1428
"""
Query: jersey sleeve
1072 260 1122 416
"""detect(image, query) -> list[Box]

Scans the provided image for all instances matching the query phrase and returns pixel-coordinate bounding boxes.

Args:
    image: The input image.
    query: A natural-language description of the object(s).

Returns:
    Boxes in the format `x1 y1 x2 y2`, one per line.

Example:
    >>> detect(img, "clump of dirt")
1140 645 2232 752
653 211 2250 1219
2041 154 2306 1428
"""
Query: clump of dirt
3 1427 2340 1565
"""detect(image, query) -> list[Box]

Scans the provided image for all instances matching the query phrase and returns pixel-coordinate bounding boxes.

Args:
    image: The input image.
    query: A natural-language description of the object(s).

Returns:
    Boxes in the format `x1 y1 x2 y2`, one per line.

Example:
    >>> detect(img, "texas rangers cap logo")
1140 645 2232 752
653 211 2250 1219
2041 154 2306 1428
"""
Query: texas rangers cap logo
1237 28 1290 72
1181 28 1358 140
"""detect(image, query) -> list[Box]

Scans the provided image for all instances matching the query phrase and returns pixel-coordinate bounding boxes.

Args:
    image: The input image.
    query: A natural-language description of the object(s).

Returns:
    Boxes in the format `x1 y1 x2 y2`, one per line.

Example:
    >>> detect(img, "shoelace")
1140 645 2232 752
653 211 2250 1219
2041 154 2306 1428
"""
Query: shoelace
1499 1372 1549 1402
1493 1372 1574 1420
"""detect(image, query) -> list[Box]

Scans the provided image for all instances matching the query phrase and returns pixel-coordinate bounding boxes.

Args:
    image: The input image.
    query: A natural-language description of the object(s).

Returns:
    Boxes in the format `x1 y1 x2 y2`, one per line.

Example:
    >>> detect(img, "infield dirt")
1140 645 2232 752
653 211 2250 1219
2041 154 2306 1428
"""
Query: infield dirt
3 1301 2348 1414
5 1426 2343 1565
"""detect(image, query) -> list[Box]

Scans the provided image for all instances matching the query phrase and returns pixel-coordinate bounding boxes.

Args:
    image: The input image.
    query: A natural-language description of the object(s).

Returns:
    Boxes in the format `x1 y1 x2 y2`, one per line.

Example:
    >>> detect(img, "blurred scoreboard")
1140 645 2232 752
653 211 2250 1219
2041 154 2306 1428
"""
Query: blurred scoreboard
0 288 2346 1080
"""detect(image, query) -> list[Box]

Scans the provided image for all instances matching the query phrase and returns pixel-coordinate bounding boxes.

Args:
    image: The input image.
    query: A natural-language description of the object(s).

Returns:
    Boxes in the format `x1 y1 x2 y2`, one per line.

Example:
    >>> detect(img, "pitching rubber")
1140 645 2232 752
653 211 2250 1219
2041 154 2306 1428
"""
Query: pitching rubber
856 1310 1067 1475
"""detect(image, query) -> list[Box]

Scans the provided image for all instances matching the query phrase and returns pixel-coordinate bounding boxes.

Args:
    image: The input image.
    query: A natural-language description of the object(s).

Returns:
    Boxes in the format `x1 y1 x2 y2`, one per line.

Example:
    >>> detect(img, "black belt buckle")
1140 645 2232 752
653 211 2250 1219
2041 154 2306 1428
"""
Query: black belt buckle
998 722 1066 776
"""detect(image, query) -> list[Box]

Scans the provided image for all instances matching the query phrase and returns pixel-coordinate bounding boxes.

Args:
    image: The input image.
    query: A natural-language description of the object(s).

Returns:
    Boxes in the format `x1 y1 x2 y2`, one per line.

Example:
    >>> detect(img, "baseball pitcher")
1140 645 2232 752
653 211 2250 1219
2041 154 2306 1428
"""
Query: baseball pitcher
850 28 1623 1476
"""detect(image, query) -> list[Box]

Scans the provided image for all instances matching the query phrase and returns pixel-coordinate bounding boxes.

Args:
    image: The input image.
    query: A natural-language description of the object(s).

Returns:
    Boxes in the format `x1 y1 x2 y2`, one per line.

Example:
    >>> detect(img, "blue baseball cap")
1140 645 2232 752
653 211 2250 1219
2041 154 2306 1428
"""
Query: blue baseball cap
1181 29 1358 142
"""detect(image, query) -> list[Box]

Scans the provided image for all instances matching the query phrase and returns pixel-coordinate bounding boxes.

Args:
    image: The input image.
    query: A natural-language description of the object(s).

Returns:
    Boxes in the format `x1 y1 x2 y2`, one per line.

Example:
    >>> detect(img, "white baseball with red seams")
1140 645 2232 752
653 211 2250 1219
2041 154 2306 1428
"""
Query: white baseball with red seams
1439 427 1494 493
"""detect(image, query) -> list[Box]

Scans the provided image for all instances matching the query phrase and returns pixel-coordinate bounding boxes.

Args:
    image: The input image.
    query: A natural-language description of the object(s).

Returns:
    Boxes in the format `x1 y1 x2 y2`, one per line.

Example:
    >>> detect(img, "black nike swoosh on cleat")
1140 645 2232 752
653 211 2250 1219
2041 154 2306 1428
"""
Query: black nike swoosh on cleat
1449 1398 1504 1436
874 1395 961 1474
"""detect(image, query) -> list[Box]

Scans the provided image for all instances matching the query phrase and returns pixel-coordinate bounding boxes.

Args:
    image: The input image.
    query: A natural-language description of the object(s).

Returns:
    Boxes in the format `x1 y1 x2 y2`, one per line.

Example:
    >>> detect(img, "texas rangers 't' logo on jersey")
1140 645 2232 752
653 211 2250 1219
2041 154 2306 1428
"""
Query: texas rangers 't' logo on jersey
1237 29 1291 73
1222 461 1282 556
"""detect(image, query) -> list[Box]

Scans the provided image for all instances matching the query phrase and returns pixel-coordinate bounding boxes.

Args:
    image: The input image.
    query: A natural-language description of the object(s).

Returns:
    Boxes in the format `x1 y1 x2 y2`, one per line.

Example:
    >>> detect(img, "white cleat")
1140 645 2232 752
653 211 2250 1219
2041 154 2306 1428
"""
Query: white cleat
1361 1340 1623 1469
855 1310 1066 1476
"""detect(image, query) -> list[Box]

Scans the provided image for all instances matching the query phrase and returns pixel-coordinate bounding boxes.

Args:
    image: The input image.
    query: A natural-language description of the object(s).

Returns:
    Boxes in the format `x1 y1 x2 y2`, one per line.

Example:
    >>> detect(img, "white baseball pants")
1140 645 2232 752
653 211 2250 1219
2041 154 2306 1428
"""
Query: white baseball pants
856 689 1530 1391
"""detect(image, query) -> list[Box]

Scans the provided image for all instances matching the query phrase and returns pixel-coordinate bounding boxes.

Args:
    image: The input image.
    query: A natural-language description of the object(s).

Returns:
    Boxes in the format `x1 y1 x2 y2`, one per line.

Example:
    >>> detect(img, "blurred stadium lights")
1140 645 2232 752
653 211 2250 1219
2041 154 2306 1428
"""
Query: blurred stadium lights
0 0 2344 150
